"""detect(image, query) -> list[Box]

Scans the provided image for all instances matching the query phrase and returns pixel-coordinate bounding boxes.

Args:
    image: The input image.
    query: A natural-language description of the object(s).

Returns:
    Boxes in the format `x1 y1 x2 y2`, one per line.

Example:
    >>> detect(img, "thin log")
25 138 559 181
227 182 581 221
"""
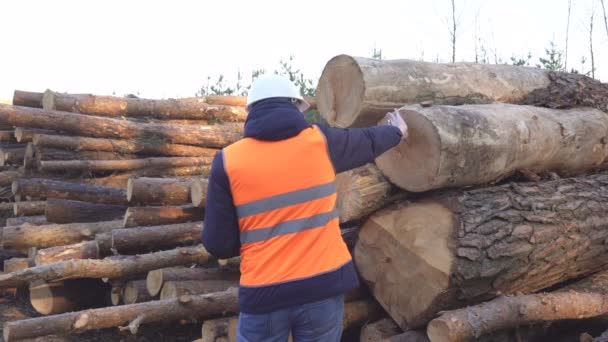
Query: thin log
123 280 153 304
39 156 212 172
13 200 46 216
0 250 26 271
0 202 15 212
29 279 107 315
5 215 47 226
12 90 42 108
35 147 139 164
360 318 402 342
13 178 128 205
112 221 203 253
2 220 123 249
0 171 21 186
4 258 30 273
35 241 100 266
146 267 239 297
14 128 58 143
127 177 192 205
159 280 237 300
45 198 126 224
33 133 218 157
0 130 15 143
80 165 211 189
190 178 208 208
0 145 26 166
122 206 203 229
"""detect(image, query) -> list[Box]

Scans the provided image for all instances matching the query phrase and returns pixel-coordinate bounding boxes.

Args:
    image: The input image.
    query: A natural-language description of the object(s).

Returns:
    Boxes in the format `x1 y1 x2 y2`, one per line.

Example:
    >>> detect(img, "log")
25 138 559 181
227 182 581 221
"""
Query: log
81 165 211 189
2 220 123 249
3 258 30 273
14 128 58 143
360 318 402 342
0 250 26 271
127 177 192 205
159 280 237 299
315 54 607 128
0 104 243 148
0 202 15 212
0 145 26 166
45 198 126 224
29 279 107 315
202 317 232 342
34 241 100 265
12 90 42 108
111 286 122 305
13 200 46 216
33 133 219 157
123 280 153 304
146 267 240 297
374 104 608 192
122 206 203 229
42 90 247 122
380 331 430 342
5 215 47 226
190 178 209 207
2 288 238 341
13 178 128 205
354 171 608 330
39 156 213 173
34 147 139 164
0 171 21 186
112 221 203 253
0 130 15 143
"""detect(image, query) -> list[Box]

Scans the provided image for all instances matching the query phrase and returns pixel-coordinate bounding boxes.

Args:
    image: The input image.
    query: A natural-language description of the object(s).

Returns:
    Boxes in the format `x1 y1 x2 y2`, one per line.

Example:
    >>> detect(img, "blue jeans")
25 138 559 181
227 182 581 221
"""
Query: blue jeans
236 294 344 342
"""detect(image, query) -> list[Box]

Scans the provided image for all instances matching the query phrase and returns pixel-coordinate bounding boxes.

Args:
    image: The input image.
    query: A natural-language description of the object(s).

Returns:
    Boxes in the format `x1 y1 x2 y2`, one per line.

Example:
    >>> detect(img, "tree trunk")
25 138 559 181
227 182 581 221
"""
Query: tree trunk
146 267 240 297
39 156 212 172
0 104 243 148
5 215 48 226
12 90 42 108
14 128 59 143
0 130 15 143
202 317 233 342
360 318 402 342
354 171 608 330
380 331 430 342
316 55 608 127
159 280 237 300
3 258 31 273
45 198 127 224
29 279 108 315
33 133 218 157
34 241 100 266
13 178 128 205
122 206 203 229
80 165 211 189
0 145 26 166
0 250 26 271
35 147 139 164
375 104 608 192
190 178 209 208
123 280 154 304
42 90 247 122
127 177 192 205
2 220 123 249
0 171 21 186
112 221 203 253
13 200 46 216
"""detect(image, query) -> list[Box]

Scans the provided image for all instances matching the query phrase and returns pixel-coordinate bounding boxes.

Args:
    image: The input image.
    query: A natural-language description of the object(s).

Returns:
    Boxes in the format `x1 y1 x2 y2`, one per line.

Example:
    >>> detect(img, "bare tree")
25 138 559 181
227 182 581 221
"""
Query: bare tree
601 0 608 38
565 0 572 70
590 2 596 78
450 0 456 63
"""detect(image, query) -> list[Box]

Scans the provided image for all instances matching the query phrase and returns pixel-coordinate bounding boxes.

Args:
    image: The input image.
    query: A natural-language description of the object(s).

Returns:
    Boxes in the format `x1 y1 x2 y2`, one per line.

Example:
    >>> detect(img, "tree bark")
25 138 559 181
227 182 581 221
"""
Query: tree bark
121 206 203 229
190 178 209 208
3 287 238 341
42 90 247 122
13 178 128 205
33 133 218 157
45 198 126 224
160 280 237 300
146 267 240 297
0 145 26 166
0 171 21 186
202 317 232 342
0 130 15 143
80 165 211 189
3 257 31 273
127 177 192 205
13 200 46 216
29 279 108 315
360 318 402 342
34 147 138 164
14 128 58 143
375 104 608 192
35 241 100 266
316 55 607 128
5 215 47 226
39 156 212 173
112 221 203 253
2 220 123 249
123 280 154 304
12 90 42 108
0 104 243 148
354 171 608 330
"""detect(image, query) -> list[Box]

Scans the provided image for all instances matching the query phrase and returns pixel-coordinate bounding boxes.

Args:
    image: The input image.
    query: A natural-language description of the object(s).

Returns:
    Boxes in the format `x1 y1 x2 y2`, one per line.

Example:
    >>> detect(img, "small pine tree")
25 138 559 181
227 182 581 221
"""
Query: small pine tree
372 46 383 60
510 52 532 66
536 41 564 71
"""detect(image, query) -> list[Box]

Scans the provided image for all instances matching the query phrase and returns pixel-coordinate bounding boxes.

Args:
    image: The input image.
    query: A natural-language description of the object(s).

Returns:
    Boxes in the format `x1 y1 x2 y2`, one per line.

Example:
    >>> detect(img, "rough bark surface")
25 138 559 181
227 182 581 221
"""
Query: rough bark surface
354 172 608 330
0 145 26 166
146 267 240 297
13 178 128 205
127 177 192 205
0 130 15 143
80 165 211 189
12 90 42 108
122 206 203 229
3 258 31 273
13 200 46 216
39 156 213 172
202 317 232 342
160 280 237 300
360 318 402 342
112 221 203 253
45 198 127 224
14 128 59 143
34 241 100 265
5 215 47 226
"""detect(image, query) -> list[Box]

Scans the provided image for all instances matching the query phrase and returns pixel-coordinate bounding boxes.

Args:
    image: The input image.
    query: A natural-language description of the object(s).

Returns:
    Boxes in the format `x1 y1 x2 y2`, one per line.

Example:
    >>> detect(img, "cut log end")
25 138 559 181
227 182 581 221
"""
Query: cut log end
190 178 208 207
126 178 134 202
110 287 122 306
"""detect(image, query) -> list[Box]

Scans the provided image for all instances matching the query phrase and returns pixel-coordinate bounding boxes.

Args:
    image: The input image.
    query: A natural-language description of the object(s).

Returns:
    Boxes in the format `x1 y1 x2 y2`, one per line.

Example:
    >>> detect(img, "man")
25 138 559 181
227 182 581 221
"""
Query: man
201 74 407 342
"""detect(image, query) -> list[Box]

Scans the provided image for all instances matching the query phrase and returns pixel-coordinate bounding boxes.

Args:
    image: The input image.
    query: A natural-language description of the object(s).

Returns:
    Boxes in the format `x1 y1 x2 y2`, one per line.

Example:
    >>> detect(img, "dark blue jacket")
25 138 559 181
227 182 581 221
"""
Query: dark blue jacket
201 98 402 314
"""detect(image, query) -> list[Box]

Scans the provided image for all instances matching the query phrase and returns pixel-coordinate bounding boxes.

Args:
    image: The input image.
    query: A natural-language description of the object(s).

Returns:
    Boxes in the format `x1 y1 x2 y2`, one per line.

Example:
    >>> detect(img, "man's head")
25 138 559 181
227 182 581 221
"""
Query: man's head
246 74 310 113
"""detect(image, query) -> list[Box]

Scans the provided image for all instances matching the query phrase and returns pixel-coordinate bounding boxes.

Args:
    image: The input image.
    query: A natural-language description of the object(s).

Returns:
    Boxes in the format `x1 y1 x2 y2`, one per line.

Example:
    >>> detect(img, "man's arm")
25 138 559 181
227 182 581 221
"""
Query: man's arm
201 151 241 259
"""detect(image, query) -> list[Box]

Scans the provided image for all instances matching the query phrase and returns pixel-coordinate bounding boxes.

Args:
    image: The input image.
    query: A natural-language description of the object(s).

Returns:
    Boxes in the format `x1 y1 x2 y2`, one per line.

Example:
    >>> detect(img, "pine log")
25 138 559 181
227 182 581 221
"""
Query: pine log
202 317 232 342
45 198 126 224
33 133 218 157
95 233 112 257
0 130 15 143
377 104 608 192
127 177 192 205
81 166 211 189
0 250 26 271
190 178 209 207
23 142 35 169
0 145 26 166
3 258 30 273
159 280 237 300
0 202 15 212
13 200 46 216
0 104 243 148
122 206 203 229
146 267 239 297
316 55 607 128
354 171 608 330
14 128 58 143
34 241 100 266
2 220 123 249
123 280 153 304
0 171 21 186
5 215 47 226
360 318 402 342
39 156 212 172
12 178 128 205
112 221 203 253
29 279 107 315
2 287 238 341
110 286 122 305
34 147 139 165
12 90 42 108
42 90 247 122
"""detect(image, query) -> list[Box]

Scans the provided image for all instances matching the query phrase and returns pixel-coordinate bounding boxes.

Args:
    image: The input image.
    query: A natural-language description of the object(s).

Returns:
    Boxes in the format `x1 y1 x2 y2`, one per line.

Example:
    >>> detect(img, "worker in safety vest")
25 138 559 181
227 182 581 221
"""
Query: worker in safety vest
201 74 407 342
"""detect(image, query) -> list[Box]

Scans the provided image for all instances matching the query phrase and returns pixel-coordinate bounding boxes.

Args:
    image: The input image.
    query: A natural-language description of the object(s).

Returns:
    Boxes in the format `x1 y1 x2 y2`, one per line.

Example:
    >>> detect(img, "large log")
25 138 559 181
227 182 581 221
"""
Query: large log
122 206 203 229
190 178 208 207
12 178 128 205
354 171 608 330
45 198 127 224
12 90 42 108
146 267 240 297
2 220 123 249
127 177 192 205
29 279 107 315
315 54 608 128
112 221 203 253
33 133 218 157
5 215 47 226
35 241 100 265
375 104 608 192
42 90 247 122
123 280 153 304
0 104 243 148
159 280 237 300
39 156 212 172
13 200 46 216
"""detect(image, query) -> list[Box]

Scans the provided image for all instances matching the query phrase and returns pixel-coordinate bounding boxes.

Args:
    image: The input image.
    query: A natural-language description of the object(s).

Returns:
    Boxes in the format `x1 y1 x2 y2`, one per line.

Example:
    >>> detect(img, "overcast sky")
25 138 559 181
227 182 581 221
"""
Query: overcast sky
1 0 607 100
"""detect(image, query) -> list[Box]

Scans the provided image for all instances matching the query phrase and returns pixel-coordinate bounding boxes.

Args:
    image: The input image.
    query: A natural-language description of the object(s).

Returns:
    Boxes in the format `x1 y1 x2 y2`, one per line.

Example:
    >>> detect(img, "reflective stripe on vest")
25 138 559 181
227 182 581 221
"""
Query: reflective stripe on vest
223 126 352 287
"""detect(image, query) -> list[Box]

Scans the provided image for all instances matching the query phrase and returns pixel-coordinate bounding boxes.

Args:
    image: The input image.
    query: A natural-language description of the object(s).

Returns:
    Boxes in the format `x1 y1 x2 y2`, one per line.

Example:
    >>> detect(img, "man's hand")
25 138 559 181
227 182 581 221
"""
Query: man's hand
385 109 408 140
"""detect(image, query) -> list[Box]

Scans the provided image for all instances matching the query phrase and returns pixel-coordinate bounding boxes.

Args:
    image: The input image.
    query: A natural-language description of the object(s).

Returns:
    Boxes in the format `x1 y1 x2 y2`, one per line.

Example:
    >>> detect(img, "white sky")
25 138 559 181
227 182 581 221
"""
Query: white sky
1 0 607 100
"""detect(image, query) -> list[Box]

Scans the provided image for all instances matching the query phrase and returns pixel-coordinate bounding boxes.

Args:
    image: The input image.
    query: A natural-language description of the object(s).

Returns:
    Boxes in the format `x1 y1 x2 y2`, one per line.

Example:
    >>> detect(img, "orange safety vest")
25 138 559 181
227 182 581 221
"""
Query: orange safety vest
223 125 352 287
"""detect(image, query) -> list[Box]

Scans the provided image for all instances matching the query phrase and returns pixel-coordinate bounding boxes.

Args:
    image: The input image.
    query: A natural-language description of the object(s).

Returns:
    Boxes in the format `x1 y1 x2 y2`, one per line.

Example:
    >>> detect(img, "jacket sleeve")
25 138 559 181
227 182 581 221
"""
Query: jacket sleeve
201 151 241 259
316 124 403 173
